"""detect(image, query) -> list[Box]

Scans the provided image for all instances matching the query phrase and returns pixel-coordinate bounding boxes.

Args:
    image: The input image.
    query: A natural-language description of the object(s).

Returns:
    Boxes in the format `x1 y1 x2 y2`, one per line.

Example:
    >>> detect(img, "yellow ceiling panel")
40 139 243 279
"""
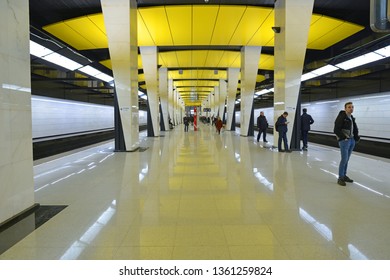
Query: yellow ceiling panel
192 5 219 45
308 18 364 50
308 15 343 45
218 51 241 68
259 54 274 70
138 7 173 46
138 55 143 69
159 52 179 68
247 11 275 46
43 6 363 52
230 7 274 46
138 10 155 46
88 14 106 33
43 22 97 50
310 14 322 26
169 70 195 80
256 75 266 83
177 87 213 92
185 101 202 106
169 69 225 80
204 50 226 67
191 50 209 68
174 80 219 87
65 17 107 49
198 69 227 80
176 51 193 68
165 6 192 45
211 6 247 45
100 59 112 69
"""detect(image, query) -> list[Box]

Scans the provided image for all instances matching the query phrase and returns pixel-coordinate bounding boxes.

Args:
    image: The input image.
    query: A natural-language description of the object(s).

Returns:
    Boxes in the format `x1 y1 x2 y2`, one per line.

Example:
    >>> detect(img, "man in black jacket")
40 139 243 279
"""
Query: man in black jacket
256 111 269 142
276 111 290 152
301 108 314 150
333 102 360 186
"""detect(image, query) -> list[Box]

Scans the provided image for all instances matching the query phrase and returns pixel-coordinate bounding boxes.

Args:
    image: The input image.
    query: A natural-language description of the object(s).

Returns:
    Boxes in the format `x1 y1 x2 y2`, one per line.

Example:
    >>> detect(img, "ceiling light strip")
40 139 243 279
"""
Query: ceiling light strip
30 40 113 83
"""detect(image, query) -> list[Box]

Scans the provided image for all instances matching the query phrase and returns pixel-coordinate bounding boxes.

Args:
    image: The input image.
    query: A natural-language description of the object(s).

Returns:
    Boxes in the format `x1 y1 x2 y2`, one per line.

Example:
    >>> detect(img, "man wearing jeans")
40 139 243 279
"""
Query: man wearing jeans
333 102 360 186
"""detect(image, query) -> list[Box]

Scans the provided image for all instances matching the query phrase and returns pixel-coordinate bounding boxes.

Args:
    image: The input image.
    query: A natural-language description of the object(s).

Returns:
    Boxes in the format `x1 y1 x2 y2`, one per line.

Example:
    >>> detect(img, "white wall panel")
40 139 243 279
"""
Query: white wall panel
239 92 390 141
31 96 114 139
31 95 148 140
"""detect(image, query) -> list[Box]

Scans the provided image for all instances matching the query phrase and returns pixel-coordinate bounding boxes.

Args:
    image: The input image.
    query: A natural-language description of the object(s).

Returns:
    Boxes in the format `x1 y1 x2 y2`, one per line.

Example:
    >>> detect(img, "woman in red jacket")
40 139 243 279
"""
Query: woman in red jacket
216 117 223 134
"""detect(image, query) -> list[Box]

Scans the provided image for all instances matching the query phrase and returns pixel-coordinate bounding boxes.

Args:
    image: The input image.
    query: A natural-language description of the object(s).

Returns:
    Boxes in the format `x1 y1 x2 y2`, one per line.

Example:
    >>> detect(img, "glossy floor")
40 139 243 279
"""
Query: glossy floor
1 125 390 260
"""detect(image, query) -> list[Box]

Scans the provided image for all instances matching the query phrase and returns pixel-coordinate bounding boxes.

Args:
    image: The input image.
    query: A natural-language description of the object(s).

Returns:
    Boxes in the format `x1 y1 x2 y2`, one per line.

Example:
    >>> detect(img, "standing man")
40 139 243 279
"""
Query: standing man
276 111 291 152
301 108 314 150
183 115 189 132
334 102 360 186
256 111 269 142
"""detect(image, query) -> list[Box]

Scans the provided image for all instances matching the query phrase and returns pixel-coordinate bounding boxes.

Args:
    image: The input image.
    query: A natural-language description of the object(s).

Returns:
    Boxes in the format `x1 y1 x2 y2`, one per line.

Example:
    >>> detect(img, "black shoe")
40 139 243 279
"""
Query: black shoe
278 150 285 152
337 178 346 186
264 140 268 143
285 150 292 153
343 176 354 183
302 147 307 151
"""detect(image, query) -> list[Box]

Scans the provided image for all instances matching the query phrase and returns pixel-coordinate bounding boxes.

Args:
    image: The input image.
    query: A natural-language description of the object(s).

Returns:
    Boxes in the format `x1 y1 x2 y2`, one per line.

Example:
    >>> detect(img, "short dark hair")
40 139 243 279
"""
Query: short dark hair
344 102 353 108
303 108 307 113
283 111 288 115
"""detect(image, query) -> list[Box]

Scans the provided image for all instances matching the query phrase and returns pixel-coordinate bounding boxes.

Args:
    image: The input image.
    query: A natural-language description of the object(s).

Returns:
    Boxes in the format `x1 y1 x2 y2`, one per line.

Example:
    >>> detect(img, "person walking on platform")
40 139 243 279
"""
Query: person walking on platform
276 111 291 152
183 116 189 132
301 108 314 150
256 111 269 143
215 117 223 134
334 102 360 186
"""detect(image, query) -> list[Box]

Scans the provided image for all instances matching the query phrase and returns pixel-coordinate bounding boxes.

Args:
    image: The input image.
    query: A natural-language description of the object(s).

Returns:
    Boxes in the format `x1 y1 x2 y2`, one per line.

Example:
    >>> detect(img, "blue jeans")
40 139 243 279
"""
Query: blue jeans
338 138 355 179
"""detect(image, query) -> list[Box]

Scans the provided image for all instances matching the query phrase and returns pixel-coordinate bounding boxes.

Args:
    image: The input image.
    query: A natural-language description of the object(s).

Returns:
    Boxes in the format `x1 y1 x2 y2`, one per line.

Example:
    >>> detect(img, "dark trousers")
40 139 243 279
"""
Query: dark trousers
302 130 309 147
278 131 288 151
257 128 267 141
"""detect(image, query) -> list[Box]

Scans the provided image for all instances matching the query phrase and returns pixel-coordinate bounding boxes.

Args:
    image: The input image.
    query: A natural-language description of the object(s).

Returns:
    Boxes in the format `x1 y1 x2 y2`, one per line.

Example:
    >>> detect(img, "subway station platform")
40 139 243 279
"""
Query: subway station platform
1 124 390 260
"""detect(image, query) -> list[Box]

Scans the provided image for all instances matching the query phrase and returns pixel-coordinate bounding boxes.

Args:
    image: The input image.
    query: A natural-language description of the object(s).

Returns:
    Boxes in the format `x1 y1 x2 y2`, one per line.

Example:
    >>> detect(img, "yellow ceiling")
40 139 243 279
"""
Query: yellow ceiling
42 5 364 105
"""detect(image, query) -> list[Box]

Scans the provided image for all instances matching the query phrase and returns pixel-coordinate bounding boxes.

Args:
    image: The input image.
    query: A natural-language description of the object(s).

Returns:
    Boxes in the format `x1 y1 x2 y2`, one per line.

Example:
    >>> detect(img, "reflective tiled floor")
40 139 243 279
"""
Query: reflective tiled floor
1 124 390 260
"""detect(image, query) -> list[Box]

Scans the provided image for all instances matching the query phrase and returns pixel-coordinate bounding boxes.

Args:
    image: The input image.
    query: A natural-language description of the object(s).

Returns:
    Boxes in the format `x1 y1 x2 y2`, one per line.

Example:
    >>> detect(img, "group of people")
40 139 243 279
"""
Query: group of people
257 101 359 186
183 115 224 134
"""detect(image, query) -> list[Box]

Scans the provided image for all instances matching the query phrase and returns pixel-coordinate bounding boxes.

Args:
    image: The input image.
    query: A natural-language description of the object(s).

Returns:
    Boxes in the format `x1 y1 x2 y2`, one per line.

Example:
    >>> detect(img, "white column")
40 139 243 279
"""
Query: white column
273 0 314 144
214 86 220 117
209 90 215 118
159 67 169 131
140 46 159 137
101 0 139 151
219 79 227 121
0 0 35 224
174 90 179 124
240 46 262 136
226 68 240 130
168 78 173 126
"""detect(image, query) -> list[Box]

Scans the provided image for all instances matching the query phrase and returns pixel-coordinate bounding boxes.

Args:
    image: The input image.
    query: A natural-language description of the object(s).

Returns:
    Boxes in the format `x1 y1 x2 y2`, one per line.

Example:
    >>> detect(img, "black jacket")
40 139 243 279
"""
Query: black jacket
333 110 360 141
257 115 268 130
301 113 314 131
276 115 288 133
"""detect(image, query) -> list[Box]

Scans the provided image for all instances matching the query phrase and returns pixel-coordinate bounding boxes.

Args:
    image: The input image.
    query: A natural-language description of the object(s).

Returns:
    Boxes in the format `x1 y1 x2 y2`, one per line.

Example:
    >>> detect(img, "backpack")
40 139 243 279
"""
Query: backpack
275 117 280 129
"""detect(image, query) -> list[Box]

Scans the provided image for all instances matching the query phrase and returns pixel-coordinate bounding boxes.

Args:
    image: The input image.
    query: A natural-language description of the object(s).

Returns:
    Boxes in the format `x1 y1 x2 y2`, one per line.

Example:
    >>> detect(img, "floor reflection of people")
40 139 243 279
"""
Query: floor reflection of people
215 133 222 150
184 133 190 148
